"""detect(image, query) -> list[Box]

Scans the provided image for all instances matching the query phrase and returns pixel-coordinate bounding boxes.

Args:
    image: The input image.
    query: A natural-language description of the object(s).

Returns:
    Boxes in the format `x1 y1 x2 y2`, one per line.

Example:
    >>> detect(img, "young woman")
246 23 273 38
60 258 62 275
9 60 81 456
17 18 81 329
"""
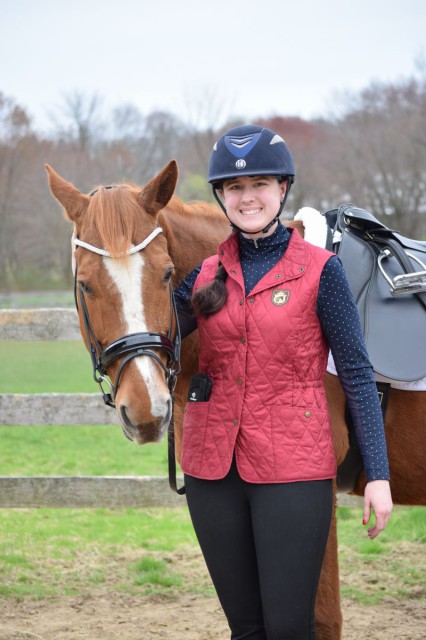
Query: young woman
174 124 392 640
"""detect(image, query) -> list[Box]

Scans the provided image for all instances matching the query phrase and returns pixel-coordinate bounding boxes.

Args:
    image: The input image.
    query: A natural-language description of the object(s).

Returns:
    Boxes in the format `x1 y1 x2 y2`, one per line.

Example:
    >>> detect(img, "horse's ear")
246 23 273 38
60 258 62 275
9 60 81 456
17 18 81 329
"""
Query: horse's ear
139 160 178 215
45 164 90 223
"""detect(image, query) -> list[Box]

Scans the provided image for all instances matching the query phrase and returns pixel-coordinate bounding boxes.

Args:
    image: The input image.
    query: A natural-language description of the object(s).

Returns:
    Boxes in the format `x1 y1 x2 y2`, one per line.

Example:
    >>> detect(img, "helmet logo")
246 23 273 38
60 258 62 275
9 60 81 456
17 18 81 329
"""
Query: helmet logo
225 132 262 158
235 159 246 169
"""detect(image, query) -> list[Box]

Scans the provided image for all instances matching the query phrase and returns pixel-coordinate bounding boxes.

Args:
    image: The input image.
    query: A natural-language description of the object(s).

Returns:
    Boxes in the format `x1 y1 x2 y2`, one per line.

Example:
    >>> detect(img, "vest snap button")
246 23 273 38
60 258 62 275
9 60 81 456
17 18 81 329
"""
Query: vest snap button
231 269 237 274
240 337 246 344
276 274 281 279
236 378 242 386
304 411 311 418
233 418 238 427
248 298 254 303
240 299 244 305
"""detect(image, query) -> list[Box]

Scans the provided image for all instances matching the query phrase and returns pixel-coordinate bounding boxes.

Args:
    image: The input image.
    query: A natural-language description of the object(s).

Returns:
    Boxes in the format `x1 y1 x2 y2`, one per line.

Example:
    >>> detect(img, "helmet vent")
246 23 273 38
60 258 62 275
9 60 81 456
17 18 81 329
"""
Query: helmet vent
270 134 285 145
229 135 253 148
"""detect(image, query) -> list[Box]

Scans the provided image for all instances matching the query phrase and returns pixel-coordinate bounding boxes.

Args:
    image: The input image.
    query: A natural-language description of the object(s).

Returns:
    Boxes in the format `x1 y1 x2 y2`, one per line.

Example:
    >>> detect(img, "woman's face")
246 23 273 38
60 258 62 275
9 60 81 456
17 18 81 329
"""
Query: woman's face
221 175 287 239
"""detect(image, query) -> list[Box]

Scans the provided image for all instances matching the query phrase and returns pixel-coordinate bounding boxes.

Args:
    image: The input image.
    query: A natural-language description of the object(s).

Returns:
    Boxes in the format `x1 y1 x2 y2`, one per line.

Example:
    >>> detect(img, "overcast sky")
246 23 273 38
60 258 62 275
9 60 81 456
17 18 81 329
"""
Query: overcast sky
2 0 425 133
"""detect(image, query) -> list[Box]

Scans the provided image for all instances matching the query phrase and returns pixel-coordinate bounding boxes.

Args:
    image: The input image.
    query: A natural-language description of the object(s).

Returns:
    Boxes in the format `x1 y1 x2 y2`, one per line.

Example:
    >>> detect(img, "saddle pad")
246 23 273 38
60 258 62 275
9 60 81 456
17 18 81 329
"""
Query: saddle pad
327 353 426 391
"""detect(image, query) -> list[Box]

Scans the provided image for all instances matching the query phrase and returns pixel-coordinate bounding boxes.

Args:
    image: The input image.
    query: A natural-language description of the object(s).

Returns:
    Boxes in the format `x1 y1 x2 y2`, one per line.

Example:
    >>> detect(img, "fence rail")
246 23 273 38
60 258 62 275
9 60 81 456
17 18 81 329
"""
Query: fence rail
0 308 361 509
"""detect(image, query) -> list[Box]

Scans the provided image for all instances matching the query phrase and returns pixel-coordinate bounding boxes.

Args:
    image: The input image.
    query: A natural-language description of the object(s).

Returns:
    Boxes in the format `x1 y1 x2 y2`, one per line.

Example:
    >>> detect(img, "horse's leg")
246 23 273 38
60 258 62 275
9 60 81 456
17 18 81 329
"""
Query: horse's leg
315 493 342 640
353 388 426 505
312 373 349 639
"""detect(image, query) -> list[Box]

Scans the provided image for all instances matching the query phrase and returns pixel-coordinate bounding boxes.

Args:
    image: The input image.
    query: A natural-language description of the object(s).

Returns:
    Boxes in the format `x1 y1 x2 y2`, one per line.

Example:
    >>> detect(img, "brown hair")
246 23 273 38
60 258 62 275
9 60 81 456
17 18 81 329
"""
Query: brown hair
191 262 228 317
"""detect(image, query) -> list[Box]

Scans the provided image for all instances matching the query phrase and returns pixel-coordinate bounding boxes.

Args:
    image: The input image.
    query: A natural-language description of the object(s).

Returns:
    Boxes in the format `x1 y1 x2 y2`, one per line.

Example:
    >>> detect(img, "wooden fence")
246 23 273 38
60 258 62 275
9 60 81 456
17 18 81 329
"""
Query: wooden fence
0 308 361 509
0 308 184 508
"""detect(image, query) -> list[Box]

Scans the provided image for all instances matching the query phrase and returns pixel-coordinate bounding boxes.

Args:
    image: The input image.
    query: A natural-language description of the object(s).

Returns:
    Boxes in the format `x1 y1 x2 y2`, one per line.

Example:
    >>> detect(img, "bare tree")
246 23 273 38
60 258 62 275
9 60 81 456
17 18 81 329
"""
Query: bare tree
50 91 105 152
0 93 34 288
327 73 426 237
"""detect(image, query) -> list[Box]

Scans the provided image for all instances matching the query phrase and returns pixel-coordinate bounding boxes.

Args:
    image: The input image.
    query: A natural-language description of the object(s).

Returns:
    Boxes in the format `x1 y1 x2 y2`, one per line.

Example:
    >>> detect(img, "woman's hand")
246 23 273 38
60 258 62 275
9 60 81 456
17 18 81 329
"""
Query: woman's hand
363 480 393 539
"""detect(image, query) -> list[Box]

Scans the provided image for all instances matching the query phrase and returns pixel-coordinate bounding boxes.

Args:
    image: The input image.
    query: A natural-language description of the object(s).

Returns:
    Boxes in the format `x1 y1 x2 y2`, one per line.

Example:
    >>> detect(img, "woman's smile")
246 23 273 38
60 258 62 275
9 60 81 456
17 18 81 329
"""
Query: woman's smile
240 207 263 215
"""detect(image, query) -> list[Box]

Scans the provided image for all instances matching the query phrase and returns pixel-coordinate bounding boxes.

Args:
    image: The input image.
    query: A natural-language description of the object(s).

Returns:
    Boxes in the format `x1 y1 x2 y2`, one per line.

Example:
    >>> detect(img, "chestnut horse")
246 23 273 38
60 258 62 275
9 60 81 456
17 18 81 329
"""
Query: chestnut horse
46 160 426 640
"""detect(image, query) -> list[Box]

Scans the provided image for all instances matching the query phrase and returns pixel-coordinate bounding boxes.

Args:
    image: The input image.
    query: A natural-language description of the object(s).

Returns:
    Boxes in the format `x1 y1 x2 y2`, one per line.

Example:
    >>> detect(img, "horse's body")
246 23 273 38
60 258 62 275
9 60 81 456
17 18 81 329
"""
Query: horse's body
46 161 426 640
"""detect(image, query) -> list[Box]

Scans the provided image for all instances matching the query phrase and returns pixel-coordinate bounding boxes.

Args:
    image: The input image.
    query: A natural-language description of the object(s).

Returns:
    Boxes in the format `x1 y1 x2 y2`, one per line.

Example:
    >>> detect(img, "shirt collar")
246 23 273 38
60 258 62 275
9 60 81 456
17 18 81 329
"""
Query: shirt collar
238 222 290 258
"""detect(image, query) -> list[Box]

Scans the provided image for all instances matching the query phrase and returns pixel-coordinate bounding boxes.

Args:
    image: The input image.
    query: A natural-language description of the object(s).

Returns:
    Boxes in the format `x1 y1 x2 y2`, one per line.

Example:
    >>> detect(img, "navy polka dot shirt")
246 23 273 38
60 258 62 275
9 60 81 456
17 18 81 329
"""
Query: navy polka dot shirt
175 223 390 482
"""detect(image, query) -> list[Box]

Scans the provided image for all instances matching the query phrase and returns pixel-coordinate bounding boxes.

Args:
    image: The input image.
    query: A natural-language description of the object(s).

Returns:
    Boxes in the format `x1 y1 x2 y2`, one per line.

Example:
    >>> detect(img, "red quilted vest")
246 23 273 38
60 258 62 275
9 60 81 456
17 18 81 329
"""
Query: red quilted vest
181 229 337 483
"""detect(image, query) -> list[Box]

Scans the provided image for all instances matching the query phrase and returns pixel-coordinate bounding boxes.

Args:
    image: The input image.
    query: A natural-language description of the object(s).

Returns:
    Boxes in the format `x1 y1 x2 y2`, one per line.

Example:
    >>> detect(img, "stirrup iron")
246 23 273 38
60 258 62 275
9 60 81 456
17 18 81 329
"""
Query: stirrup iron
378 249 426 296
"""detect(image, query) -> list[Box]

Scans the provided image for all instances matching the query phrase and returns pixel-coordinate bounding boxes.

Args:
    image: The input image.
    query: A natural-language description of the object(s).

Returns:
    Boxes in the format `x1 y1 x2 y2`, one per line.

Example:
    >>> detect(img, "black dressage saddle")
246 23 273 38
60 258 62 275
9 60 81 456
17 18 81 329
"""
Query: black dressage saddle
324 204 426 382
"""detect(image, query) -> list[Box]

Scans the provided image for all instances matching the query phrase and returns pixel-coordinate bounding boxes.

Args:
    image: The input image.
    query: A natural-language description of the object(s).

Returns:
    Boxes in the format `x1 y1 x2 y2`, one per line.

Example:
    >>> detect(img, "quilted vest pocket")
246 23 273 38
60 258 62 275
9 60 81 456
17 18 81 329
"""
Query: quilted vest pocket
268 405 336 480
181 402 211 476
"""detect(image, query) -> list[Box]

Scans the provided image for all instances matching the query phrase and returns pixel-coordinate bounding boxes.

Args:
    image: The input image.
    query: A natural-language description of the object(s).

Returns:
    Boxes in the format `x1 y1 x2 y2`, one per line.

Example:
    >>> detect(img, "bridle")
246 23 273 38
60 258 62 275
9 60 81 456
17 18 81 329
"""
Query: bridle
73 227 182 408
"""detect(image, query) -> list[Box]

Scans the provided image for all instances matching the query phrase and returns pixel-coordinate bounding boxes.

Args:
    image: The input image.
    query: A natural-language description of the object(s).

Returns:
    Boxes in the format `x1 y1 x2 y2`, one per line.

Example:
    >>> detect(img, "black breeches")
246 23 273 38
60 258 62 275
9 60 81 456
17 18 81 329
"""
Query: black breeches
185 460 333 640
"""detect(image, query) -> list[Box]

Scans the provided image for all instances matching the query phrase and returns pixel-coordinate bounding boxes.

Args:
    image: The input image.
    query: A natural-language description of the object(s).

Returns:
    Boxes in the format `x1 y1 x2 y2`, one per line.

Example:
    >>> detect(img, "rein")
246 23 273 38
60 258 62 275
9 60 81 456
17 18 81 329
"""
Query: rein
73 228 185 494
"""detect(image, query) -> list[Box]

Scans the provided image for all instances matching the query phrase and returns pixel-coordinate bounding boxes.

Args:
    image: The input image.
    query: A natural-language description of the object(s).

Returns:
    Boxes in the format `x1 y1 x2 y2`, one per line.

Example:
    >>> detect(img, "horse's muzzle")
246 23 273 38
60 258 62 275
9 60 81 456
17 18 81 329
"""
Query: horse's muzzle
118 400 172 444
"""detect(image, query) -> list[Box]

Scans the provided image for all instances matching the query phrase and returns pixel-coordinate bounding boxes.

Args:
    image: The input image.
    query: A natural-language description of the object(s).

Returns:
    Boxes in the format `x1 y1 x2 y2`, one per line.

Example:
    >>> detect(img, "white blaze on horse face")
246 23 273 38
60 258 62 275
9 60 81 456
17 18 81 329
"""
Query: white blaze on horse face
103 252 169 419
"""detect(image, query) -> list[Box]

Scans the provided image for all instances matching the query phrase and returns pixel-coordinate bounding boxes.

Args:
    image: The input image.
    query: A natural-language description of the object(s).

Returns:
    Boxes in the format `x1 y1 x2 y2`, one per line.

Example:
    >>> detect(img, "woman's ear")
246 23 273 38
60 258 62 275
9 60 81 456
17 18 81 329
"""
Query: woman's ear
280 179 288 202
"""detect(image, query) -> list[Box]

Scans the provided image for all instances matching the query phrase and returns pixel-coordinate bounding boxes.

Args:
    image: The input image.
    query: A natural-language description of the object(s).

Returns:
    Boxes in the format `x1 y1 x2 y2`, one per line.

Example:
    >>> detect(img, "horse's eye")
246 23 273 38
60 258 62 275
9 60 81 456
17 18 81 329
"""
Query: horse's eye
79 281 94 297
163 267 174 284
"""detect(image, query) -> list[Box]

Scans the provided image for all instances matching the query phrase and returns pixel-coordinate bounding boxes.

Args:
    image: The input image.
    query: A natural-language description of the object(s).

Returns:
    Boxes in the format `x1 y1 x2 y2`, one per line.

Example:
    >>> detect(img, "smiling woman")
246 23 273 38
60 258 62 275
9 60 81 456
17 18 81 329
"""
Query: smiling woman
220 175 287 239
173 123 393 640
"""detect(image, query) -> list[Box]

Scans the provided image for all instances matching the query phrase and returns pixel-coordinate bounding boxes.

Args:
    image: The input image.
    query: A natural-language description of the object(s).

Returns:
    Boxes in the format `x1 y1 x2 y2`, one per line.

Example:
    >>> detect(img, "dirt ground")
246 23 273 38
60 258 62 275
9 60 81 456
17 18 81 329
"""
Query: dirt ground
1 591 425 640
0 547 425 640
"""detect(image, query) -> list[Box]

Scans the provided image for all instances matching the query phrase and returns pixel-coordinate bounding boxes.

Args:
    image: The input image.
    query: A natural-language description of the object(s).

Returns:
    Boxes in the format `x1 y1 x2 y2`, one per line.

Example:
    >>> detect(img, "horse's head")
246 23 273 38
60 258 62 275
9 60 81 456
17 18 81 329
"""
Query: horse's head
46 161 179 445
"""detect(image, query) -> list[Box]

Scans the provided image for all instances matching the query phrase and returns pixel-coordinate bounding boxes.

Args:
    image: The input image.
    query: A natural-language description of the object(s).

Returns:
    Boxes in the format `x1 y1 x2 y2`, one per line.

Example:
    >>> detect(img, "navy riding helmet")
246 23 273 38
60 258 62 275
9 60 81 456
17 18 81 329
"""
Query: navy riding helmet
208 124 295 234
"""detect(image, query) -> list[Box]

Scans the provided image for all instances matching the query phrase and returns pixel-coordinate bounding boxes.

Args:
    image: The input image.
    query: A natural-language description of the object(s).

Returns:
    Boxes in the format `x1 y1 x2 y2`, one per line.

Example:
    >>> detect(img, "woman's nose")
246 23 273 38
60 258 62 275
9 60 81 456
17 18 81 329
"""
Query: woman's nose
241 187 254 202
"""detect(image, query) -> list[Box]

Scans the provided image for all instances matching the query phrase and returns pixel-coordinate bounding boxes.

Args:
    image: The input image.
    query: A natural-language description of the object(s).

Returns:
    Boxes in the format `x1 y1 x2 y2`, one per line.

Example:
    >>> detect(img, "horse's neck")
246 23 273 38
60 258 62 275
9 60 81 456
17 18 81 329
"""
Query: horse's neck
159 198 229 282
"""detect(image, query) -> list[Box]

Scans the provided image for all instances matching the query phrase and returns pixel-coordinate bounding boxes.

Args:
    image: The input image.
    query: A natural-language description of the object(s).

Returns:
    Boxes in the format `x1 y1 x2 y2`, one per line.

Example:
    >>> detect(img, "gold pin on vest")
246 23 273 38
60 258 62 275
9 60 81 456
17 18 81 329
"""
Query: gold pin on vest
271 289 290 306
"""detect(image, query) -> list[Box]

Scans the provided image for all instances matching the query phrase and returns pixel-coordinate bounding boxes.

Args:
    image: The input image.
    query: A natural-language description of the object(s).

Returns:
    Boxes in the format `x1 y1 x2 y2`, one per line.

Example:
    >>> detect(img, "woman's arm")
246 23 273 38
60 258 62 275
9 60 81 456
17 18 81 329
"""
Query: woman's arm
317 256 392 537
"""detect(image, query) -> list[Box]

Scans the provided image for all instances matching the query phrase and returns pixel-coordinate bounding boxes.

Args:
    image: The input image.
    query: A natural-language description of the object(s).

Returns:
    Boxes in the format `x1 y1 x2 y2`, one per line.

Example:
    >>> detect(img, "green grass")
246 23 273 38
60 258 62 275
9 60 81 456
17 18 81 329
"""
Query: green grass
0 290 75 309
133 556 182 589
337 506 426 604
0 341 97 393
1 424 169 476
0 505 424 601
0 507 196 598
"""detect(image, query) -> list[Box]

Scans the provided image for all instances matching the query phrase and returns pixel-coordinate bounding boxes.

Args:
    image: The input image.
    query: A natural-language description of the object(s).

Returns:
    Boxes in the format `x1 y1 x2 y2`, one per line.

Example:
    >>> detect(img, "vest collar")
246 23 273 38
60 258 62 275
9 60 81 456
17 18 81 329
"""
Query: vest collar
217 227 307 294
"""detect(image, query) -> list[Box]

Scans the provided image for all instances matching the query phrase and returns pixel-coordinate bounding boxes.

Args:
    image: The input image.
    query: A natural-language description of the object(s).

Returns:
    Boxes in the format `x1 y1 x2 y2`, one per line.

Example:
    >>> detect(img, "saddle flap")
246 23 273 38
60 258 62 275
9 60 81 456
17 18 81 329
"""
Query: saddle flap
338 230 426 381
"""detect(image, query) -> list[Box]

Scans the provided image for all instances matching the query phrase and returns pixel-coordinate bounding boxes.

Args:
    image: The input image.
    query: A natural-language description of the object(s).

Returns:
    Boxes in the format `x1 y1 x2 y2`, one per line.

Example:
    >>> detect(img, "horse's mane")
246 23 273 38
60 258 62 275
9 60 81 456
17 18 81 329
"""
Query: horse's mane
87 185 142 257
167 196 223 221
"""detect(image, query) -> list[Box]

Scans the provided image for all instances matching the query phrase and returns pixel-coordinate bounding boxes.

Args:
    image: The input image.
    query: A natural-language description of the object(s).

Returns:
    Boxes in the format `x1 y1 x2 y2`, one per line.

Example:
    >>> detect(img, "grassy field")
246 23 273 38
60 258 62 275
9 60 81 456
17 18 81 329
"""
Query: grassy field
0 503 424 602
0 290 75 309
0 338 425 605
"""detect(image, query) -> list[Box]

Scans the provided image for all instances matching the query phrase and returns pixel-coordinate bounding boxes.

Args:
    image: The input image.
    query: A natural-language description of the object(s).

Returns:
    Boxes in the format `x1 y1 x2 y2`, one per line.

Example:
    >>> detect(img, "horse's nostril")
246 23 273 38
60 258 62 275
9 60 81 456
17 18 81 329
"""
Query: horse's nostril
120 405 137 436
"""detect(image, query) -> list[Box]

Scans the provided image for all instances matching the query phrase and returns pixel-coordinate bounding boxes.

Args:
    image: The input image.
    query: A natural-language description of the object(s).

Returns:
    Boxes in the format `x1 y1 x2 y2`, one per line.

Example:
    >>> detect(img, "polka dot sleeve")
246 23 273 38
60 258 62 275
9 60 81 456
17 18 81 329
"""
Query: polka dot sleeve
317 256 390 482
174 265 200 338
